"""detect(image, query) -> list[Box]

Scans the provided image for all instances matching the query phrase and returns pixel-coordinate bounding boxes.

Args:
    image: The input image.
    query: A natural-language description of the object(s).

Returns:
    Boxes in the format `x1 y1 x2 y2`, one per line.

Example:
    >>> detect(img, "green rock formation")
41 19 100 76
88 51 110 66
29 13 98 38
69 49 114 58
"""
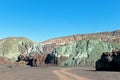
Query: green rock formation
0 37 42 61
55 40 120 66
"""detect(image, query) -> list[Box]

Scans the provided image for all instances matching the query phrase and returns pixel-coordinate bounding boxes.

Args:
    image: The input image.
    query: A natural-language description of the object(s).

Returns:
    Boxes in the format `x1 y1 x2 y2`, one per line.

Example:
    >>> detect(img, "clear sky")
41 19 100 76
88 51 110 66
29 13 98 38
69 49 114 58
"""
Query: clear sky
0 0 120 42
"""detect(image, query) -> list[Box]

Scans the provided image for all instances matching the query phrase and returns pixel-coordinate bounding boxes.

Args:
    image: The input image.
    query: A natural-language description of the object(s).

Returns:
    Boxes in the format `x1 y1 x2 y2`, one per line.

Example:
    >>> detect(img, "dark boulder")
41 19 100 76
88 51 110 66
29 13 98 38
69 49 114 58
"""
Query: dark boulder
17 53 46 67
45 49 68 65
30 53 45 67
96 50 120 71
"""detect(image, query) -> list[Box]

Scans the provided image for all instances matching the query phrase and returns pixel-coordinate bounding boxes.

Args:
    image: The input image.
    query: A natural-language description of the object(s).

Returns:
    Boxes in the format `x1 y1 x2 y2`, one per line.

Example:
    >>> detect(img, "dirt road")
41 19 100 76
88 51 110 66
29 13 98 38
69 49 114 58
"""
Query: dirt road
53 68 88 80
0 64 119 80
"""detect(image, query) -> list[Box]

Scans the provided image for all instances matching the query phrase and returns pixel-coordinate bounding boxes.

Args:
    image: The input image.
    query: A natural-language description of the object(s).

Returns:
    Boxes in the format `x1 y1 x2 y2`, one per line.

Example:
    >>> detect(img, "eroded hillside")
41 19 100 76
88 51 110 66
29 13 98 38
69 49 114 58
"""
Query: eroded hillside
0 37 43 61
55 40 120 66
42 30 120 45
0 30 120 66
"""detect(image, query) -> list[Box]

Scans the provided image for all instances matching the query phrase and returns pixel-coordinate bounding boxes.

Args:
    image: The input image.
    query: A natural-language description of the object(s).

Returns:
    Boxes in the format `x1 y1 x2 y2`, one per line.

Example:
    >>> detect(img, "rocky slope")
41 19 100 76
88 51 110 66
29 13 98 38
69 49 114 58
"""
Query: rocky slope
41 30 120 58
0 37 43 61
0 30 120 67
55 40 120 66
42 30 120 45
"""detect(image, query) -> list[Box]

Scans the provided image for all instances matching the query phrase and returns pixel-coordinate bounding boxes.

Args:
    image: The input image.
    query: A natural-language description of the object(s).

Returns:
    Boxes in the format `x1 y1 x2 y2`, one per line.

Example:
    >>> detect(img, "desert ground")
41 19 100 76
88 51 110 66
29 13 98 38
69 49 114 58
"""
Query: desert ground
0 64 119 80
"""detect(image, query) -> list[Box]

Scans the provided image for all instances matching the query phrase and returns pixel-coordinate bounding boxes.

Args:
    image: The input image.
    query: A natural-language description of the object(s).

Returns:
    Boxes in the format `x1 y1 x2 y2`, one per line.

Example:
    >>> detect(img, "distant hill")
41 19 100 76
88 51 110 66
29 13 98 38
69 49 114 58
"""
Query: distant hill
42 30 120 45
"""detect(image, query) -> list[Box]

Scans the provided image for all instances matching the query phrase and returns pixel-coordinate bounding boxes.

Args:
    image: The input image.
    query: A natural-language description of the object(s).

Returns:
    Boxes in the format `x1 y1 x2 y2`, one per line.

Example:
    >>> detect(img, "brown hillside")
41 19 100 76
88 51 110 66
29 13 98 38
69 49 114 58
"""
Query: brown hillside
42 30 120 45
41 30 120 54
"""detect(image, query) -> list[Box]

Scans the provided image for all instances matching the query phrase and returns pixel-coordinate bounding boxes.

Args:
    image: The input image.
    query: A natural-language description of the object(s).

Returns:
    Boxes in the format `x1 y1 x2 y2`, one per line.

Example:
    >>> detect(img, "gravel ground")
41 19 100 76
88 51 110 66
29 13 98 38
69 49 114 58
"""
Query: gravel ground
69 67 120 80
0 64 59 80
0 64 120 80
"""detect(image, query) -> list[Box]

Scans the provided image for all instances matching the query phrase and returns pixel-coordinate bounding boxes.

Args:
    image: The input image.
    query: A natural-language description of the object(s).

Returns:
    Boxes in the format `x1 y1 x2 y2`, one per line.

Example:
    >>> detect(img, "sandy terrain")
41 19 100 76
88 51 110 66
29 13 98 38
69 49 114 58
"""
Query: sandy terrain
69 67 120 80
0 64 119 80
0 64 58 80
53 68 88 80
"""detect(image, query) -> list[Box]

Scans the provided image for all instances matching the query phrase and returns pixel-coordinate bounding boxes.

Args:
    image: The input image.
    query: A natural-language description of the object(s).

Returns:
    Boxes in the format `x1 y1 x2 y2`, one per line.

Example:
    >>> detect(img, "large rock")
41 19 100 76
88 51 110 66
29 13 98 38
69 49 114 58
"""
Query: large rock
96 50 120 71
45 50 68 65
17 53 46 67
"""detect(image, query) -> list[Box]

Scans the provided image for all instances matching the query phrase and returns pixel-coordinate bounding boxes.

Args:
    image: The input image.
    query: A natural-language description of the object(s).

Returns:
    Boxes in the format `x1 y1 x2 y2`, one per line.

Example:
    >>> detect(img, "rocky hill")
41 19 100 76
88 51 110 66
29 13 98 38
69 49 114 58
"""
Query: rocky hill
0 30 120 67
41 30 120 54
0 37 43 61
55 40 120 66
41 30 120 66
42 30 120 45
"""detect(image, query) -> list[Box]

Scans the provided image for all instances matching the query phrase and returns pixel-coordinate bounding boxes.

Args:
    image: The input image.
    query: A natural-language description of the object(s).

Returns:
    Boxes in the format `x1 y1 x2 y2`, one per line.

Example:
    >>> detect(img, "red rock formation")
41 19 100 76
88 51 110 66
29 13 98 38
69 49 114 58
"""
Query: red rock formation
17 53 46 67
0 56 12 64
30 53 46 67
17 53 67 67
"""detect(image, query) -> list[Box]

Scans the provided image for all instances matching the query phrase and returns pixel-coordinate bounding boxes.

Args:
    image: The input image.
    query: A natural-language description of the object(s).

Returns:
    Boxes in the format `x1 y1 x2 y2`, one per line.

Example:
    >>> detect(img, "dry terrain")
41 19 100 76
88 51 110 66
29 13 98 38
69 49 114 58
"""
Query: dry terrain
0 64 119 80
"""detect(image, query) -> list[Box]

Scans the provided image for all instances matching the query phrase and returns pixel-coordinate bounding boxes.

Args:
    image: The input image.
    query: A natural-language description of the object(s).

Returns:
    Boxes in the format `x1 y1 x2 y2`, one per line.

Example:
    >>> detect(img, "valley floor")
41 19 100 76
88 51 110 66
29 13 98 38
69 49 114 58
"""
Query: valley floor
0 64 119 80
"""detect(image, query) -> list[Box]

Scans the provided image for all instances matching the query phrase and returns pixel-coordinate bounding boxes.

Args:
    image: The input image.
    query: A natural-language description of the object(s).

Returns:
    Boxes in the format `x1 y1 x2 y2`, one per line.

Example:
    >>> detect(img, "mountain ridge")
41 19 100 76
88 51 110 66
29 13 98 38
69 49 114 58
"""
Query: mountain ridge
42 29 120 45
41 29 120 55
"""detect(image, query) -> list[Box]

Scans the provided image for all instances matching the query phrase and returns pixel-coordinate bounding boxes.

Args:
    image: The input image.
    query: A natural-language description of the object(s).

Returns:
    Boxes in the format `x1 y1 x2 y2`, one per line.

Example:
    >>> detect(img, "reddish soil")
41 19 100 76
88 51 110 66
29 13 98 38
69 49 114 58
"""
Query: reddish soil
0 64 119 80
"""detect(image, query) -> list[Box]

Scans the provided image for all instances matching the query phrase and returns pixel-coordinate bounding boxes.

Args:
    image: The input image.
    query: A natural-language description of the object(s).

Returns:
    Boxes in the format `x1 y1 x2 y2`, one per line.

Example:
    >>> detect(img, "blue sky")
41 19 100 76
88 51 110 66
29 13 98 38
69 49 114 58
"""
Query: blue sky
0 0 120 42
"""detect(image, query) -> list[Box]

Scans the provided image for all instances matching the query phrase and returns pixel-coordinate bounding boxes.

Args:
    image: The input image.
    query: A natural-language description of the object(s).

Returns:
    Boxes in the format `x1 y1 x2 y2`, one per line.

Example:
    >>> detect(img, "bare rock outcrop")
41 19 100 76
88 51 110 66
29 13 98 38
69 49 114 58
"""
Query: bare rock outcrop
17 51 67 67
17 53 45 67
96 50 120 71
42 30 120 46
45 53 67 65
